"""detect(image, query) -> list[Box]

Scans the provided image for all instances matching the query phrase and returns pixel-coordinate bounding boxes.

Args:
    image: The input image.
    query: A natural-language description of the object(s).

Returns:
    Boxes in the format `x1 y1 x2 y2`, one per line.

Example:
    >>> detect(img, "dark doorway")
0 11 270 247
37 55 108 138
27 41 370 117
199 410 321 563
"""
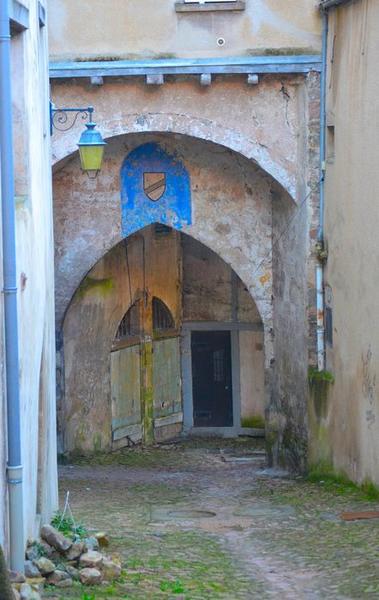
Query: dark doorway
191 331 233 427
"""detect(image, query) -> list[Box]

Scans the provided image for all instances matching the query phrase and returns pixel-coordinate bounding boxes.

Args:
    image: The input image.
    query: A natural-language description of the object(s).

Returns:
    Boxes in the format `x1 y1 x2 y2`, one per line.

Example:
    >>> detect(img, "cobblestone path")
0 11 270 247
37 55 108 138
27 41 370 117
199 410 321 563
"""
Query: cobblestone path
47 438 379 599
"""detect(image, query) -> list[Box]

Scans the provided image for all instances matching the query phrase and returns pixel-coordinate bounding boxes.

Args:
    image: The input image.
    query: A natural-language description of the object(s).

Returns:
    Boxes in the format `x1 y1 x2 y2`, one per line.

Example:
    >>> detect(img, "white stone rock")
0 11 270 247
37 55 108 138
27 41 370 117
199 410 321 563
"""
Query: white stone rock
65 541 85 561
80 567 102 585
34 557 55 576
79 550 103 568
19 583 33 600
45 569 71 586
24 561 40 578
102 559 121 580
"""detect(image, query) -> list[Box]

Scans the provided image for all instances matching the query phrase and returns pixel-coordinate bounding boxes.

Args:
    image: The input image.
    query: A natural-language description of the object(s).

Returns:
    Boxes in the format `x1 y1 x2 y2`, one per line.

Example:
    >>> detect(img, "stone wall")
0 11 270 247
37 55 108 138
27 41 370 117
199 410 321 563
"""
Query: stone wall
52 68 320 469
57 135 272 452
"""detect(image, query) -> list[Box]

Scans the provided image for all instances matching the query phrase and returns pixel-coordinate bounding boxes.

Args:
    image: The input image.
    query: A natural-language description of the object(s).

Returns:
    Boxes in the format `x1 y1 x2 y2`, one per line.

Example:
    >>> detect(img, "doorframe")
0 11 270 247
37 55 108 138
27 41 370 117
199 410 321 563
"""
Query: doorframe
181 321 263 437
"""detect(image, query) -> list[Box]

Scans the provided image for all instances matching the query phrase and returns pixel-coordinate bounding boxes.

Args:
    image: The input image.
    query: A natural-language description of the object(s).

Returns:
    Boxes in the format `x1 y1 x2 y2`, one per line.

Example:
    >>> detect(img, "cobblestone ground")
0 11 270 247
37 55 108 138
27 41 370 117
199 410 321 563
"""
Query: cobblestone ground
46 438 379 599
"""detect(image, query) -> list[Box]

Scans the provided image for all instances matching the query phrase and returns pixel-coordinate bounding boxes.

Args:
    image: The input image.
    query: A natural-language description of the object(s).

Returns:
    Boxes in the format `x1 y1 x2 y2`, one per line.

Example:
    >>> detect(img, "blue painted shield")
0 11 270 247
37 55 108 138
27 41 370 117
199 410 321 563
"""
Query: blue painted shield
120 143 191 237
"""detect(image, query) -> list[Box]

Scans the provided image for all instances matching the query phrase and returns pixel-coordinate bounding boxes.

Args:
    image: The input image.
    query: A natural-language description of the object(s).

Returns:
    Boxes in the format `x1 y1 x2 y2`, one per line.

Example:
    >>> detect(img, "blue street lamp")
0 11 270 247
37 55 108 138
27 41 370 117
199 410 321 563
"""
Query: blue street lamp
50 103 106 178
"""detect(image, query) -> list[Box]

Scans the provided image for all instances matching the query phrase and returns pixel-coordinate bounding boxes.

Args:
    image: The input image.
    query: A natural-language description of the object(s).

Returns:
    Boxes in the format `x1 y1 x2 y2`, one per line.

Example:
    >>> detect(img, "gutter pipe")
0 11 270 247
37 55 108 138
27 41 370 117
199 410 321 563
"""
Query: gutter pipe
316 8 328 371
320 0 352 9
0 0 25 573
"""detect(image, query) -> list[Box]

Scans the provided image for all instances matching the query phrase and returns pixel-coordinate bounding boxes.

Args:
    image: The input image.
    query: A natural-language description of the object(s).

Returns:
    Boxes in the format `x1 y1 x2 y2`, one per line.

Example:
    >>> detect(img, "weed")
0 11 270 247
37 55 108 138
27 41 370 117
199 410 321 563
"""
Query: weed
308 367 335 385
160 578 186 593
51 511 88 540
308 467 379 501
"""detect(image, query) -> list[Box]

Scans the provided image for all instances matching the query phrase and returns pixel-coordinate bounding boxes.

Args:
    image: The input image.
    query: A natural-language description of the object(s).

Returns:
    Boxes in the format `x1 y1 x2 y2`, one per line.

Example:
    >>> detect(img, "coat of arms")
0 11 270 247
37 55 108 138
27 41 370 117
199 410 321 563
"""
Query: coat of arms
143 172 166 201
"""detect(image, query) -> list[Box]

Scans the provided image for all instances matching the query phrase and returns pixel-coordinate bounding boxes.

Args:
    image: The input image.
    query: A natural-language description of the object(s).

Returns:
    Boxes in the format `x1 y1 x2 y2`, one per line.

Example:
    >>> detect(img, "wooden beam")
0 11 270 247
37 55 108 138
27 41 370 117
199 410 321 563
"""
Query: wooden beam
50 55 322 79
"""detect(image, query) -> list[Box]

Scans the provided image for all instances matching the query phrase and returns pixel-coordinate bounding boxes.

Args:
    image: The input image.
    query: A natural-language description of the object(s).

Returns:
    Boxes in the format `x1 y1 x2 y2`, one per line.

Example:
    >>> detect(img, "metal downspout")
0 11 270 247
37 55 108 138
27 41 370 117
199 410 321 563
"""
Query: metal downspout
316 9 328 371
321 0 351 9
0 1 25 573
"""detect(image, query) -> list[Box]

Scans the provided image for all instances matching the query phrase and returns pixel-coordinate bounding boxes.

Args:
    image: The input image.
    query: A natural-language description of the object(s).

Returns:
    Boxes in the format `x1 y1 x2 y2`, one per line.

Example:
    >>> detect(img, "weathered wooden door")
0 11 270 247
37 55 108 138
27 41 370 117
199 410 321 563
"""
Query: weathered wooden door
110 344 142 445
153 337 182 431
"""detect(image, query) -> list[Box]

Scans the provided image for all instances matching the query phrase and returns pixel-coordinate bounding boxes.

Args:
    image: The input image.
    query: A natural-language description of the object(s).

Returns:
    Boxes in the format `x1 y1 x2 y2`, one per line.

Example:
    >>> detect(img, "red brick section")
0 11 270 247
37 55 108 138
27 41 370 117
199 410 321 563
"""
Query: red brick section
340 511 379 521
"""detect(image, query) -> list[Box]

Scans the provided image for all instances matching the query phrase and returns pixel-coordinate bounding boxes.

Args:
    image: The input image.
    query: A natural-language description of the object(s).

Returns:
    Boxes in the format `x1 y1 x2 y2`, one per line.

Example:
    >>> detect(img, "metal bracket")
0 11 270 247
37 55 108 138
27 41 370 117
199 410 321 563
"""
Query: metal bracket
50 101 94 136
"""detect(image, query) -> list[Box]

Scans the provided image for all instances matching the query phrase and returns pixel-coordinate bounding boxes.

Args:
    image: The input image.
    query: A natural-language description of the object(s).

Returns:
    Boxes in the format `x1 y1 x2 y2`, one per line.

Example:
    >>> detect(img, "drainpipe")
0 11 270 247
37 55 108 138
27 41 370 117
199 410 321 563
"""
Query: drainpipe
315 7 329 371
0 1 25 573
320 0 351 9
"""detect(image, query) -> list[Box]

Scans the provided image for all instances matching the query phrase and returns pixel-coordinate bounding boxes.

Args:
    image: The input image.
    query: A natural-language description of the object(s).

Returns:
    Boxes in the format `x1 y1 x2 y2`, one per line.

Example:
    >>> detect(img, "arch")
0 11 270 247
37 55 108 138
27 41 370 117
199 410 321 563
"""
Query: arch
62 224 270 338
153 297 175 332
52 112 297 200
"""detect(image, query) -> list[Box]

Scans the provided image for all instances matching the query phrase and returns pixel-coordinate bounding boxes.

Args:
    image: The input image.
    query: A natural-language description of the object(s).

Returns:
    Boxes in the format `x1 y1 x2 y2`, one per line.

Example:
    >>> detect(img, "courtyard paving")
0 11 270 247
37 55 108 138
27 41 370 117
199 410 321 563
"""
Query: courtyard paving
47 438 379 599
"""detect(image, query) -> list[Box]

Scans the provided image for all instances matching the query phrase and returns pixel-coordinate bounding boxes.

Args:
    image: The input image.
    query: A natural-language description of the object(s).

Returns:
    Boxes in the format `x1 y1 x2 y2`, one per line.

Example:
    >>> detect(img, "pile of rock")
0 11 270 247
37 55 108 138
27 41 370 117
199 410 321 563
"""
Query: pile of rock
10 525 121 599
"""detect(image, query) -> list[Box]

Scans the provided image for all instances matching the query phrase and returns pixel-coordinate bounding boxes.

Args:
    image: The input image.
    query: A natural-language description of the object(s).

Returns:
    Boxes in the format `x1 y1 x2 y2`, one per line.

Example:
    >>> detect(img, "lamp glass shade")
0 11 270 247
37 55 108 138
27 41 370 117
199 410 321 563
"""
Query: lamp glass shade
79 144 105 173
77 121 106 175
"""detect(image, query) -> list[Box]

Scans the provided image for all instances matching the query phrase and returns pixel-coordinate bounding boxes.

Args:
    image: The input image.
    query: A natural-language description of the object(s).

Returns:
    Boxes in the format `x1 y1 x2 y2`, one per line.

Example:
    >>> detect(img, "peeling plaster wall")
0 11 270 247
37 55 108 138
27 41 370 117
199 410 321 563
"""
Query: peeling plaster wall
57 134 274 452
312 0 379 485
54 133 276 332
270 191 309 471
51 76 305 199
0 1 58 554
267 71 319 472
47 0 321 61
52 73 319 469
182 235 261 324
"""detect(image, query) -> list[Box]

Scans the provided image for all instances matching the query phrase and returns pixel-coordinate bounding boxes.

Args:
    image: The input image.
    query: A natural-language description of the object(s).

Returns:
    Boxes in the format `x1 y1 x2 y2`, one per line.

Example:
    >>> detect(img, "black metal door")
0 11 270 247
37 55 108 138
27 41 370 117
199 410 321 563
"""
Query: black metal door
191 331 233 427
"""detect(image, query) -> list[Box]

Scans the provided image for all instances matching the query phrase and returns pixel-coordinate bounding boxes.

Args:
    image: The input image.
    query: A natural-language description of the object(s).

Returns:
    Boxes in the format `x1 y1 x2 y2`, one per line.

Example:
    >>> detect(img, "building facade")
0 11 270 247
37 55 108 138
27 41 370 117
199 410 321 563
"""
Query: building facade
0 0 58 562
49 0 322 472
310 0 379 485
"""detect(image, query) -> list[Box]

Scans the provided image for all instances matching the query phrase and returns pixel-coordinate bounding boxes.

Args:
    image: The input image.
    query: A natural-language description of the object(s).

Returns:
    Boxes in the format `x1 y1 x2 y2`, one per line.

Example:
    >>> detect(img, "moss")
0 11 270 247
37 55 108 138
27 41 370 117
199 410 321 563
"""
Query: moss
246 47 319 57
74 52 177 63
154 52 177 59
141 341 154 445
77 276 114 299
308 463 379 501
241 415 265 429
280 426 308 473
93 433 102 453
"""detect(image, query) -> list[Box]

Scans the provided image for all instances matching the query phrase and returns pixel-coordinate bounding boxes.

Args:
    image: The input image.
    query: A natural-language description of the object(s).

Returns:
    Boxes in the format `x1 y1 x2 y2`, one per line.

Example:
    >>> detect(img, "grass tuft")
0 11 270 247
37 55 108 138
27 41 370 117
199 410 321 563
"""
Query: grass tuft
308 466 379 501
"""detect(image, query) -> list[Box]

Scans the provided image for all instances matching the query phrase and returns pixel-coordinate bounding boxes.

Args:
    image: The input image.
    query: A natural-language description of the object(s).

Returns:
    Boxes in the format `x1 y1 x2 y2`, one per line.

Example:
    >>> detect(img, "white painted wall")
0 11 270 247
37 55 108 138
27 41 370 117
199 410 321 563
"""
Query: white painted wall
0 0 58 555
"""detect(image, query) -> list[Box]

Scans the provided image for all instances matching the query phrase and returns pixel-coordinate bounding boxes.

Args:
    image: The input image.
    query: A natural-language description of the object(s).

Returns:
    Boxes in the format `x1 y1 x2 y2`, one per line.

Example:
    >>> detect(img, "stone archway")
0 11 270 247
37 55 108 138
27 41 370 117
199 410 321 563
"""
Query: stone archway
61 226 265 453
54 133 286 338
54 131 310 471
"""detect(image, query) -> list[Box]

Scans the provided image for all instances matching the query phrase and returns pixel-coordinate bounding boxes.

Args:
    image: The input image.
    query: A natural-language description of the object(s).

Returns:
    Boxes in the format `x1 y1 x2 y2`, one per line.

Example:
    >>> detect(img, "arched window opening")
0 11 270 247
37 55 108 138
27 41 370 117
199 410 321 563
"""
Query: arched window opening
153 297 174 332
115 302 141 341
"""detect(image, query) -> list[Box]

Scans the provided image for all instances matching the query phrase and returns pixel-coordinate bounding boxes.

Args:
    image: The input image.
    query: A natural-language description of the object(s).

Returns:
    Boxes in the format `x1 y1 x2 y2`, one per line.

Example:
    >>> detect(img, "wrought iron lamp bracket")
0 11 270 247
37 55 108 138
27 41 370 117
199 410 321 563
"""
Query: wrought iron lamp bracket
50 101 94 135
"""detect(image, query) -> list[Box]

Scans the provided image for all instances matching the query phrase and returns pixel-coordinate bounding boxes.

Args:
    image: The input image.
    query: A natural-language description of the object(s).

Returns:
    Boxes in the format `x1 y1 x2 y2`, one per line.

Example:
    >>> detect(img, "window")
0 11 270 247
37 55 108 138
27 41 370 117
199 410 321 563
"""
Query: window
184 1 237 3
153 298 175 332
115 302 141 341
176 1 244 12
